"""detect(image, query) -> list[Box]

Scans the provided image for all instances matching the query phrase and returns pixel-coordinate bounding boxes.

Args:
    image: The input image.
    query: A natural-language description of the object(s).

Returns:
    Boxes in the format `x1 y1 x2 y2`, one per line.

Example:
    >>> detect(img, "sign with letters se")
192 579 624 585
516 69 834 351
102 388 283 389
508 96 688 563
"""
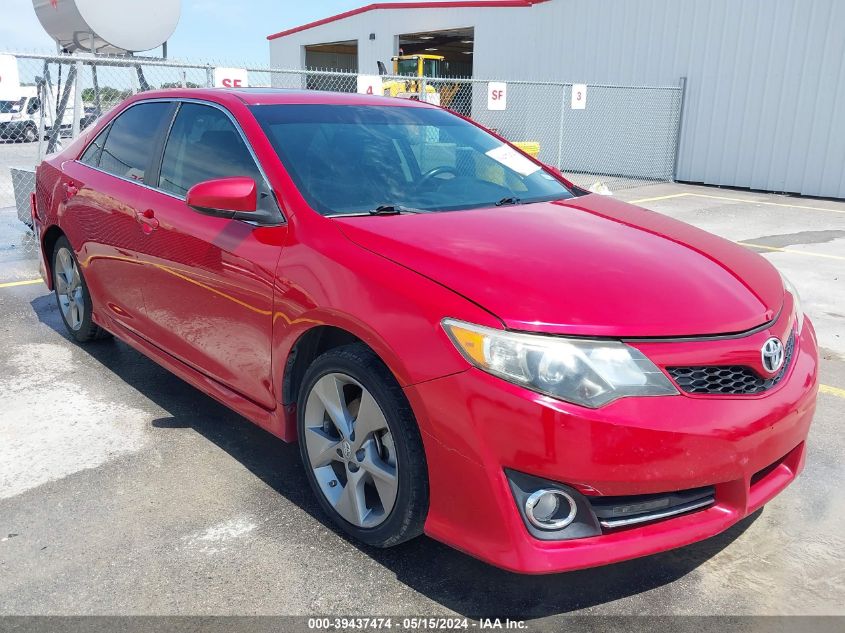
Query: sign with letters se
213 67 249 88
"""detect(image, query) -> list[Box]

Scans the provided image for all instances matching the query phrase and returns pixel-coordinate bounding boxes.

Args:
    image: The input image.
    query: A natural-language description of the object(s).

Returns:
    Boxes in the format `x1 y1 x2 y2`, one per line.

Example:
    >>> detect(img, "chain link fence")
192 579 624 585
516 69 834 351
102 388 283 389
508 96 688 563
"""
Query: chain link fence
1 52 684 264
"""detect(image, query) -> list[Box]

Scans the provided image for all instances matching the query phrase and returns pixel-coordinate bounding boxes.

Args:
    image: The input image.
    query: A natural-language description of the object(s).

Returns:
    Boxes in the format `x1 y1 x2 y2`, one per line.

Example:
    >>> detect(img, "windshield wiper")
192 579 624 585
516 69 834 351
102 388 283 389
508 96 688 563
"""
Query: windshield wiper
495 196 522 207
369 204 428 215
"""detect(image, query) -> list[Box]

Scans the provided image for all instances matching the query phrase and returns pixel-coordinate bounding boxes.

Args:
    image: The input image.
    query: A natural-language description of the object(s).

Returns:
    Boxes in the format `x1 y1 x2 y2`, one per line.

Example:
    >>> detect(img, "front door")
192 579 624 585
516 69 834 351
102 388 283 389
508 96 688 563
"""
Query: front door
131 101 285 410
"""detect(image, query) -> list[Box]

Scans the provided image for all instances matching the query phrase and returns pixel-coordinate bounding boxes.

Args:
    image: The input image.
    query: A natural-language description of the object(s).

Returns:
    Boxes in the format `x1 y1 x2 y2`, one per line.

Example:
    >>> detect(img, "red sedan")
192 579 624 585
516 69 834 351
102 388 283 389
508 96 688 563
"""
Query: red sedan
32 88 817 573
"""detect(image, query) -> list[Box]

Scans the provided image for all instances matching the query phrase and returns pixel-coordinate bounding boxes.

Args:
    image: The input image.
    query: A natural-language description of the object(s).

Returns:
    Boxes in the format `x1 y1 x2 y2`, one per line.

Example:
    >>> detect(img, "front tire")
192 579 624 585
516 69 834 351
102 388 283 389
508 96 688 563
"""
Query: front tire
23 124 38 143
297 343 428 547
52 236 111 343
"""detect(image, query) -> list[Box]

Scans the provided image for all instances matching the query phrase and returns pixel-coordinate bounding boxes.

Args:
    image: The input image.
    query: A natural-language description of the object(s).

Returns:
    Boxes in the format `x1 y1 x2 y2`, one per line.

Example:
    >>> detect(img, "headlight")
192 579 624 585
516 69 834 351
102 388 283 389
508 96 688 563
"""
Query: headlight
781 274 804 334
442 319 678 408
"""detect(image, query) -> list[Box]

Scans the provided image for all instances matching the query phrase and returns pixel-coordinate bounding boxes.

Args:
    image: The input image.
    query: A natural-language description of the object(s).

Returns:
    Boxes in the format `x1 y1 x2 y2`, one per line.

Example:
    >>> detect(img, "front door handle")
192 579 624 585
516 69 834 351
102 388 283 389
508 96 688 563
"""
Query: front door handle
136 208 159 234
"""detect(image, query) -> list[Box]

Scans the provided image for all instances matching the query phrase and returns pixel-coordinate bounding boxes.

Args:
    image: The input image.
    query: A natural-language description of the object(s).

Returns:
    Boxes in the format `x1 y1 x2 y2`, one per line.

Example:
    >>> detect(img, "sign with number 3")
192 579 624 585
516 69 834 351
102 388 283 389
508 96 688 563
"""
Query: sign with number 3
571 83 587 110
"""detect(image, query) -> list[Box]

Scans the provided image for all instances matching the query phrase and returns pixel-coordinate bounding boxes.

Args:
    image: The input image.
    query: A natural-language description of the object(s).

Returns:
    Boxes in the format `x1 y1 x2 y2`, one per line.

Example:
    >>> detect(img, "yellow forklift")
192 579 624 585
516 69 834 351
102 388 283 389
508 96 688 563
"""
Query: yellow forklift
377 54 456 107
376 54 540 159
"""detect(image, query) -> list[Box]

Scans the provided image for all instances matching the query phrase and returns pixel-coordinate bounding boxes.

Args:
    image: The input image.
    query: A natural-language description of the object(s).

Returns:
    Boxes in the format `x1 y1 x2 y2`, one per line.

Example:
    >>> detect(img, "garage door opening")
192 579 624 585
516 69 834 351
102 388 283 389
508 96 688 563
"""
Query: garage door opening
386 28 474 115
304 40 358 72
396 27 474 78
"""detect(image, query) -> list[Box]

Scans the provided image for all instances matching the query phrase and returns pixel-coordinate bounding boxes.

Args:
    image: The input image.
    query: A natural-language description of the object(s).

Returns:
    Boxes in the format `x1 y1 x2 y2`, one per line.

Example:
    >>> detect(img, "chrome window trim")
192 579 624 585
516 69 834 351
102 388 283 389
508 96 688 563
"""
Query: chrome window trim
74 96 286 223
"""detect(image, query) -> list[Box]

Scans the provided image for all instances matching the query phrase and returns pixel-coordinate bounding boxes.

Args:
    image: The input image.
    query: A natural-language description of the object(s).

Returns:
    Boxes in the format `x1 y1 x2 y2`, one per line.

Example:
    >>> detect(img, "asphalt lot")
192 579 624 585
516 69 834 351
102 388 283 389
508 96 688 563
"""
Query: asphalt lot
1 183 843 619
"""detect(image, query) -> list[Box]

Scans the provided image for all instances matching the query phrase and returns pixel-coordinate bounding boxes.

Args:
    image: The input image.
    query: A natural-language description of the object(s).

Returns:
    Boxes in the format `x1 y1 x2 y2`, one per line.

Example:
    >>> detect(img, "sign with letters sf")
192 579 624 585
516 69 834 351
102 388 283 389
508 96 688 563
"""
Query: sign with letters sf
487 82 507 110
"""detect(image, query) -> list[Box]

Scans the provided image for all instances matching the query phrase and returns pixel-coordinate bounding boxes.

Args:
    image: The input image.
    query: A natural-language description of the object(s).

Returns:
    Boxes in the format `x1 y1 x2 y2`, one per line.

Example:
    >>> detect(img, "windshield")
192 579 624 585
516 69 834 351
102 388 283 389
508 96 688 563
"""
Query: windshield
0 99 24 114
422 58 441 77
396 58 418 76
251 104 573 216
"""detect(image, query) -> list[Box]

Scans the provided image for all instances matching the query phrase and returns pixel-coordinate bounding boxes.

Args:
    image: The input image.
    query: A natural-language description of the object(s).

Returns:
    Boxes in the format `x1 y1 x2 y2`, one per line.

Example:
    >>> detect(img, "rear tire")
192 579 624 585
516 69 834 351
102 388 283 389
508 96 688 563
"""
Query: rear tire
297 343 428 547
52 236 111 343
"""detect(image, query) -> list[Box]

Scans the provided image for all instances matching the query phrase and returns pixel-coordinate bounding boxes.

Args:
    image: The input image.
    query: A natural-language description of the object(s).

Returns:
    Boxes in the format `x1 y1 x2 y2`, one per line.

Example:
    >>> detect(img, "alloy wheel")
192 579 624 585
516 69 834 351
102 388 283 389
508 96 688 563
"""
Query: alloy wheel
302 372 399 528
54 247 84 331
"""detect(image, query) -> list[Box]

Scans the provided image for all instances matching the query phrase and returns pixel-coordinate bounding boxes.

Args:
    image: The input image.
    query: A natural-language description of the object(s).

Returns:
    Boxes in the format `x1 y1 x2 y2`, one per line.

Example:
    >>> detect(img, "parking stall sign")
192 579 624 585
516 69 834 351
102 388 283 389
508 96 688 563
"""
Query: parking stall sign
571 83 587 109
487 81 507 110
356 74 383 96
213 67 249 88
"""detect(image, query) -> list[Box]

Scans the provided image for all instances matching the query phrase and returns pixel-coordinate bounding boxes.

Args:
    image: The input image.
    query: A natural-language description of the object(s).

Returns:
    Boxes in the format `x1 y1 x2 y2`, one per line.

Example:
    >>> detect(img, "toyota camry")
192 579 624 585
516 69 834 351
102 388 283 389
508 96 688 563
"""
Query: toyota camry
31 88 818 573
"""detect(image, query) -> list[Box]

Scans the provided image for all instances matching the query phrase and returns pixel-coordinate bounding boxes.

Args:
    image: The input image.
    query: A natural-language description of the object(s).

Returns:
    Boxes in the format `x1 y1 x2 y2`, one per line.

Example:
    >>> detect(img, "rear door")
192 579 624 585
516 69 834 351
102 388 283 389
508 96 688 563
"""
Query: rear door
61 101 175 332
130 101 285 409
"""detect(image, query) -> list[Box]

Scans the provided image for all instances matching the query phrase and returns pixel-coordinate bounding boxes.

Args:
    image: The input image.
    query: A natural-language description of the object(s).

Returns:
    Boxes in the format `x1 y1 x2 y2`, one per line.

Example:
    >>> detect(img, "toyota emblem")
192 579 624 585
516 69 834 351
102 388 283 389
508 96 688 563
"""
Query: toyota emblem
761 337 785 374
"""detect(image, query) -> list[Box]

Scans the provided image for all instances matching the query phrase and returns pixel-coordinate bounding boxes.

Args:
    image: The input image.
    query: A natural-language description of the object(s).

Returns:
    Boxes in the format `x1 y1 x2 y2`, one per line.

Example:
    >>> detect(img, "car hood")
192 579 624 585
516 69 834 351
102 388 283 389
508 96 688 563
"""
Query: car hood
335 195 784 337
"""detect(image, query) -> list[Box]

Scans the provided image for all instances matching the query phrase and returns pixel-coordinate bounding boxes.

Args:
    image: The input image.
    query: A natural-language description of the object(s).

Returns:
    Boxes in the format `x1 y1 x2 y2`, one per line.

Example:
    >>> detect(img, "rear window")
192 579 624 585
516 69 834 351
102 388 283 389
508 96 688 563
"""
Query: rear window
98 102 172 183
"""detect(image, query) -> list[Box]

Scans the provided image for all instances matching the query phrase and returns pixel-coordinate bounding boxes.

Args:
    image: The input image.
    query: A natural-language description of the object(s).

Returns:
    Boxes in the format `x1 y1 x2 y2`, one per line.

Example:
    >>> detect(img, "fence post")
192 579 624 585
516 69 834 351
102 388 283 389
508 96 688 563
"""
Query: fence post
47 62 76 154
419 75 427 103
673 76 688 181
71 60 82 139
556 83 567 170
206 66 214 88
36 62 47 163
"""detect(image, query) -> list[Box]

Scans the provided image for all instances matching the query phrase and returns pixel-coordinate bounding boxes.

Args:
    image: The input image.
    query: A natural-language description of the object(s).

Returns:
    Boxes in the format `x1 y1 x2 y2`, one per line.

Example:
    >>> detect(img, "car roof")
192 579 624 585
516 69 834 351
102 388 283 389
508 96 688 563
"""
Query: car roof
129 87 433 109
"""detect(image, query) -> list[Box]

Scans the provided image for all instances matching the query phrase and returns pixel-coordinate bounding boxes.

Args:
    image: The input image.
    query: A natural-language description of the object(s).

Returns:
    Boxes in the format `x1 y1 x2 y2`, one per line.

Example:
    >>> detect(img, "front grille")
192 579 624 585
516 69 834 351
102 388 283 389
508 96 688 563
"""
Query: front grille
589 486 715 529
667 331 795 395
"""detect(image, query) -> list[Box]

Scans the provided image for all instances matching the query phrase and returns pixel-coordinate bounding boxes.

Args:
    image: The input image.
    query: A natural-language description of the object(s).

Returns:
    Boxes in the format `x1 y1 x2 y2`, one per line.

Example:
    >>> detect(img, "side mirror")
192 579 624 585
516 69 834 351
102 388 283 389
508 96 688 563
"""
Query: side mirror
186 177 257 218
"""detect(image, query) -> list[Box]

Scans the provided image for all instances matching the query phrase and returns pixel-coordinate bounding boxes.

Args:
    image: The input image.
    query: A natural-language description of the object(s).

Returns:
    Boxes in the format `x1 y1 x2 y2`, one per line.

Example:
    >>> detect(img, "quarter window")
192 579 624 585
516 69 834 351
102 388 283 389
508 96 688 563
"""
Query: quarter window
158 103 263 197
79 125 109 167
98 102 172 183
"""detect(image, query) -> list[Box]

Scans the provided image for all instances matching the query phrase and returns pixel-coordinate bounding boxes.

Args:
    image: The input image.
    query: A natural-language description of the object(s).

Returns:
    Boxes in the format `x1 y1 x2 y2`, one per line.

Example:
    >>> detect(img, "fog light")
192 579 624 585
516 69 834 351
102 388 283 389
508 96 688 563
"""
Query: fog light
524 489 577 530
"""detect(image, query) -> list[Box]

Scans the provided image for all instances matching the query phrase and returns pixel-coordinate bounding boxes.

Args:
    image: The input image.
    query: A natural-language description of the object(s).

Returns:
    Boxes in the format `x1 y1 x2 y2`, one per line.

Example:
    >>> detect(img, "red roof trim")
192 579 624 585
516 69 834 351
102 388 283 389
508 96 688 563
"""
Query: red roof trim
267 1 549 40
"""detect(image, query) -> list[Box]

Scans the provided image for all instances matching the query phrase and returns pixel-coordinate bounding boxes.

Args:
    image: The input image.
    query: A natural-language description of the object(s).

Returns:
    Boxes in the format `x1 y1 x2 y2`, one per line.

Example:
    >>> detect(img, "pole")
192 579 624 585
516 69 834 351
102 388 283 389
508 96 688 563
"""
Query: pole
46 63 76 154
91 64 101 116
672 76 688 181
556 84 567 170
36 77 45 163
71 60 82 139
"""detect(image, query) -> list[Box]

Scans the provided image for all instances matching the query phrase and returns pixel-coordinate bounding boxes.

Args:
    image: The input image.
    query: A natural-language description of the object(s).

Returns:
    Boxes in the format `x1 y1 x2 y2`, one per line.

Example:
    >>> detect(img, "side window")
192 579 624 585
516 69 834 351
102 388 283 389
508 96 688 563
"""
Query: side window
159 103 263 197
99 102 172 183
79 124 110 168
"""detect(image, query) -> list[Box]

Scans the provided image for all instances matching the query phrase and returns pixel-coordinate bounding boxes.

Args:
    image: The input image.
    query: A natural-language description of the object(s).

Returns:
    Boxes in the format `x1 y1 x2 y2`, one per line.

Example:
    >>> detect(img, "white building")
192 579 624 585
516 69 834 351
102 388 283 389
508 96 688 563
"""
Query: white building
268 0 845 198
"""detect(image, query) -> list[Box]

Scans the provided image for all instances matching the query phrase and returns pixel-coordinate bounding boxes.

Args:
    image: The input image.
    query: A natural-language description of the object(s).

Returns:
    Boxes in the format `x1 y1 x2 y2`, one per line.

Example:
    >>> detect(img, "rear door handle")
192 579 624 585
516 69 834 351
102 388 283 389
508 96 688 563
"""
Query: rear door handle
63 181 79 198
136 208 159 234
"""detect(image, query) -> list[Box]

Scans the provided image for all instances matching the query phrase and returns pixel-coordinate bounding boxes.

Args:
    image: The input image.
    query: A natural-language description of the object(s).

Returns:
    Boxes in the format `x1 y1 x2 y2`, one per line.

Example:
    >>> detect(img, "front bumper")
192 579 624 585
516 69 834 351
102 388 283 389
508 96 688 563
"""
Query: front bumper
405 319 818 573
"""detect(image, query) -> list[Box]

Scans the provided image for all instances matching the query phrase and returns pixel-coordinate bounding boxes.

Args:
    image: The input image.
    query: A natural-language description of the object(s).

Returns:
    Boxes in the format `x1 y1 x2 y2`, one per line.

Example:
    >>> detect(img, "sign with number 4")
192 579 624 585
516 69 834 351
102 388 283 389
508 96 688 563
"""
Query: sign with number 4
571 83 587 110
357 75 383 96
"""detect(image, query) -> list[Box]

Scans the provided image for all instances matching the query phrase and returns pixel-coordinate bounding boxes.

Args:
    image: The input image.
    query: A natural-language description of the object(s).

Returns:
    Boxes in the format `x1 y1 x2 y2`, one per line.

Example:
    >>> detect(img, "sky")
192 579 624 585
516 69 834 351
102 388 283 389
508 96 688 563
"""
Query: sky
0 0 444 66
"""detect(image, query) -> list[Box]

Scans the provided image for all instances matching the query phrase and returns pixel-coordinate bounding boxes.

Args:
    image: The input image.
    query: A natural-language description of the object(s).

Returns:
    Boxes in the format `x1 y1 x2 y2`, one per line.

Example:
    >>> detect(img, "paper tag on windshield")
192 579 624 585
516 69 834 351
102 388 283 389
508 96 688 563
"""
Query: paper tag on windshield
485 144 541 177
